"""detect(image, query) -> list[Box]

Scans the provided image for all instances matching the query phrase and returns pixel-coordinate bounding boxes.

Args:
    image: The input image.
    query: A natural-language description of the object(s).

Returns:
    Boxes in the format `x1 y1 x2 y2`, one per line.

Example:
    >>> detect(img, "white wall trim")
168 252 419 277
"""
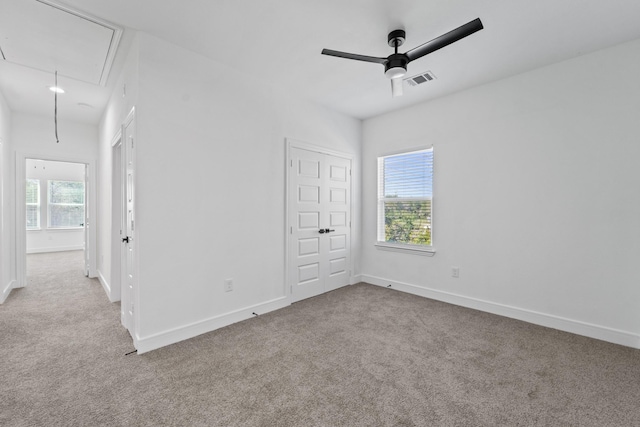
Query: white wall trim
97 269 117 303
362 274 640 349
109 130 123 304
0 280 16 304
16 151 98 287
27 245 84 254
350 274 363 285
286 138 353 161
135 296 290 354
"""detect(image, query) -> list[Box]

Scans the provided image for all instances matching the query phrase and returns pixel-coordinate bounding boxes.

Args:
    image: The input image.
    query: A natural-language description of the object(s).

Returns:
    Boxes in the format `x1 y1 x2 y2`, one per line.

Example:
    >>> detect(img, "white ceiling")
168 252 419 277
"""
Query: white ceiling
0 0 121 86
2 0 640 125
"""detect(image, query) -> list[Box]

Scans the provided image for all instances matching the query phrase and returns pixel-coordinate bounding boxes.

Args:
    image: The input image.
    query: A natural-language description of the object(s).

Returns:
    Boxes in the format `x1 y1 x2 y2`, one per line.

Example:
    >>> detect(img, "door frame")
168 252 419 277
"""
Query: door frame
109 131 123 303
15 151 97 288
285 138 354 303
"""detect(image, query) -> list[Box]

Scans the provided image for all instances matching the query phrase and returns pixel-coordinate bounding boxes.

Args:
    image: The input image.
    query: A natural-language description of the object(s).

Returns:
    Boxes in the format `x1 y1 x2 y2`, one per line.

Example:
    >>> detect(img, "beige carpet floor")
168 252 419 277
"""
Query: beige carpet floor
1 250 639 426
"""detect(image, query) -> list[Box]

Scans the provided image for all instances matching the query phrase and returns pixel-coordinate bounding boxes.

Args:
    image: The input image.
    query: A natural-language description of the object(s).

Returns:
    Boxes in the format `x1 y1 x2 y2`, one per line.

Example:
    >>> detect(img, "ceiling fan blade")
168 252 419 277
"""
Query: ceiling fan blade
391 77 403 97
405 18 483 62
321 49 387 64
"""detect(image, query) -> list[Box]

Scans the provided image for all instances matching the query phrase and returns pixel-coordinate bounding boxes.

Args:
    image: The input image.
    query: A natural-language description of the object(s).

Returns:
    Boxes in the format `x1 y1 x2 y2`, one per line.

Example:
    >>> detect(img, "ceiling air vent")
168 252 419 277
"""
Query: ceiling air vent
405 71 436 87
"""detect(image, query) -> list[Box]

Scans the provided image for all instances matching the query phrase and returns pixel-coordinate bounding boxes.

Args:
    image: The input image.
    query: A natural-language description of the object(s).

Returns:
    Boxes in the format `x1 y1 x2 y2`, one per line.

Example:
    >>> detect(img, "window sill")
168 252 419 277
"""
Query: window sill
27 228 42 232
375 242 436 256
47 227 84 231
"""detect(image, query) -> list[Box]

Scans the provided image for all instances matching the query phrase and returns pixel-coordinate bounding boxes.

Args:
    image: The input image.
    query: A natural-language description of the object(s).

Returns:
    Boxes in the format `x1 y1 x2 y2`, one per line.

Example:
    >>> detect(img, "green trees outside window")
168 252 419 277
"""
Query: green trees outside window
26 179 40 229
378 148 433 247
384 200 431 245
48 180 85 228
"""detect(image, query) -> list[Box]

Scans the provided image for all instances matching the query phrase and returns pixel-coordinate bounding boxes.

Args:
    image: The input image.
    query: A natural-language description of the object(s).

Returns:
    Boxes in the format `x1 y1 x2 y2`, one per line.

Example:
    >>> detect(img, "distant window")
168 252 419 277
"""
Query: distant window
377 148 433 249
48 180 85 229
26 179 40 229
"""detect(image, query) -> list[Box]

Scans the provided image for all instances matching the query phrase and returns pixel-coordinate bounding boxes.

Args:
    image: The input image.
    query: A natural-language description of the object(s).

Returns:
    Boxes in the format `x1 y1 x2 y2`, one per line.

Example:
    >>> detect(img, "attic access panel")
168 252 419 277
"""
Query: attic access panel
0 0 122 86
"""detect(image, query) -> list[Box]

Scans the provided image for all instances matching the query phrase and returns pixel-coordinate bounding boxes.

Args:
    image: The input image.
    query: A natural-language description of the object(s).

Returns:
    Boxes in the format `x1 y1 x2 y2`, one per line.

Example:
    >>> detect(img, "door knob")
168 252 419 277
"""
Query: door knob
122 236 130 243
318 228 335 234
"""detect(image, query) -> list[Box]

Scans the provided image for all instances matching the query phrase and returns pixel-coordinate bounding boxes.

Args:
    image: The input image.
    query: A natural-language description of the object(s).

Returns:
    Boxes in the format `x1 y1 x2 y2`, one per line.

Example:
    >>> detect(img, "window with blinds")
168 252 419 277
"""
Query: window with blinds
48 180 85 228
26 179 40 229
377 147 433 249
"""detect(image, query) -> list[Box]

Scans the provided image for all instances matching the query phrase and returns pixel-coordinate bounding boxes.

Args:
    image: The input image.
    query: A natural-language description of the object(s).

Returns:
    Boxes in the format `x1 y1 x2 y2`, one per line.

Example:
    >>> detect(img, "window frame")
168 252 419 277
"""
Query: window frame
376 147 435 255
47 179 86 230
26 178 41 230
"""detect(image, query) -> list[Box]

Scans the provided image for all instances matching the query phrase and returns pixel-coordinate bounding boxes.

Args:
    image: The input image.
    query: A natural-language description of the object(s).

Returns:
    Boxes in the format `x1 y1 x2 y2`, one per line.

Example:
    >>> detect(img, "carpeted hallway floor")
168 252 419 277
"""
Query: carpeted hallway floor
1 250 639 426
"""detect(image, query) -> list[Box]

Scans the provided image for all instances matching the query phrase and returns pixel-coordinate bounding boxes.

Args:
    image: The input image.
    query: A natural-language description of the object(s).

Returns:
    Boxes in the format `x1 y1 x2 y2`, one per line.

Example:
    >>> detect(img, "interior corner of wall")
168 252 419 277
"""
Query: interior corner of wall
1 280 16 304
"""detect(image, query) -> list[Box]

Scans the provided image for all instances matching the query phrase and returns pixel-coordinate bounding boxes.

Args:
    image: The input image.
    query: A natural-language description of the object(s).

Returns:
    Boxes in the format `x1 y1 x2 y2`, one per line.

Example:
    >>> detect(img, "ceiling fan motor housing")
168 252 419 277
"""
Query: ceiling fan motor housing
385 53 409 78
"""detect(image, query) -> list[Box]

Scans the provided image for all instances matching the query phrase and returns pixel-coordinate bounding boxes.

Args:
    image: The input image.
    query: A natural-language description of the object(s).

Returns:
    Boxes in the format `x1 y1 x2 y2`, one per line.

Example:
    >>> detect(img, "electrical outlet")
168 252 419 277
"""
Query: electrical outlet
451 267 460 278
224 278 233 292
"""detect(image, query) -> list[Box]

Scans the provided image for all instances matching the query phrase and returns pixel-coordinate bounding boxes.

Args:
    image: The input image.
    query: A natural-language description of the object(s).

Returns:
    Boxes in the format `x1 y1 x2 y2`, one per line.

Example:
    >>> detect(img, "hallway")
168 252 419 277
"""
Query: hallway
0 251 138 425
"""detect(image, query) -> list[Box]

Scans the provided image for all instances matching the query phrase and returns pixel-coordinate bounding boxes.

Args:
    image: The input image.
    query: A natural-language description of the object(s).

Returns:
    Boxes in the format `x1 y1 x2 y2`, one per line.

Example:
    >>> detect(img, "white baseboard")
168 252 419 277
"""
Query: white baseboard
27 245 84 254
0 280 16 304
97 270 117 302
350 274 363 285
362 274 640 349
135 296 290 354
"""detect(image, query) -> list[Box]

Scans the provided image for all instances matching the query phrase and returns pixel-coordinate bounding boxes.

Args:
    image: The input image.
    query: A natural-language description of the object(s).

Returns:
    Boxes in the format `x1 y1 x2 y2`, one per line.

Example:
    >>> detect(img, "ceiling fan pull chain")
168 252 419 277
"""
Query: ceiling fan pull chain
54 71 59 143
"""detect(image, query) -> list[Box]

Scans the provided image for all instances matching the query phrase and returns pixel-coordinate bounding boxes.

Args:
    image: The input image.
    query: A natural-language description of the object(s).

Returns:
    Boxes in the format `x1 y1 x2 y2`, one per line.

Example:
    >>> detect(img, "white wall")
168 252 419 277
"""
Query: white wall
12 113 98 159
361 38 640 348
26 159 86 253
103 33 361 352
97 35 139 301
0 90 13 303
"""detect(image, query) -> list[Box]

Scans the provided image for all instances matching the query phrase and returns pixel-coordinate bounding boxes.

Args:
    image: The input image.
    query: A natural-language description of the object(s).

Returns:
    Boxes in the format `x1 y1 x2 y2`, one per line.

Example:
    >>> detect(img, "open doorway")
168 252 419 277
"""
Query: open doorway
25 159 87 284
16 153 97 290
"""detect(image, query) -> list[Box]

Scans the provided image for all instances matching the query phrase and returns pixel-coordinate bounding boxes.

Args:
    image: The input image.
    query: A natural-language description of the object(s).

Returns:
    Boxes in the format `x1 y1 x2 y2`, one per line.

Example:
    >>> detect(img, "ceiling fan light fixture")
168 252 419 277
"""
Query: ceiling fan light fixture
49 86 65 93
384 53 409 79
385 66 406 79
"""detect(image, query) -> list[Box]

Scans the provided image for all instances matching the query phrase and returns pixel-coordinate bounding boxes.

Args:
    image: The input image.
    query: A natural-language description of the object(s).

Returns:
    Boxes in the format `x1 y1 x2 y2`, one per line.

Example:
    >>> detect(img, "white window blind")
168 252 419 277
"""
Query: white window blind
26 179 40 230
48 180 85 229
377 148 433 248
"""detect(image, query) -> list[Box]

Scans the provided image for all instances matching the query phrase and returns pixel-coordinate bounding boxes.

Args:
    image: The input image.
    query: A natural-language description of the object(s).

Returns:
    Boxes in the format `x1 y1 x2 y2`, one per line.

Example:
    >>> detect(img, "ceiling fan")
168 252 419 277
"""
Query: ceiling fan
321 18 483 97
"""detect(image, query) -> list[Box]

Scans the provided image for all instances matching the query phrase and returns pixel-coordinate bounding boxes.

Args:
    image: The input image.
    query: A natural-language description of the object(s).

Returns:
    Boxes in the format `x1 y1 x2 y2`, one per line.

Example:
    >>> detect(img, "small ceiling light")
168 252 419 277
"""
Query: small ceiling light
49 86 65 94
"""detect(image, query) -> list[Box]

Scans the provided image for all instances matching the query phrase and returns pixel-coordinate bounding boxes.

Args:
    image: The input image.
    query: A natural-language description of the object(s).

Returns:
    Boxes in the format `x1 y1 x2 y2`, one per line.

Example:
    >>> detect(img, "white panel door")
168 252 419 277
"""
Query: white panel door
289 147 351 302
121 114 136 340
323 155 351 292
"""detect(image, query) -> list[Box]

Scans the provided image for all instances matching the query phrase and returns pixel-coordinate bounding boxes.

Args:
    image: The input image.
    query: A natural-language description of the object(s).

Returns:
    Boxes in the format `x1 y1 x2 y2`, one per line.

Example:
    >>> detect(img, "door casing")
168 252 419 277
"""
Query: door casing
110 132 123 303
15 152 96 288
